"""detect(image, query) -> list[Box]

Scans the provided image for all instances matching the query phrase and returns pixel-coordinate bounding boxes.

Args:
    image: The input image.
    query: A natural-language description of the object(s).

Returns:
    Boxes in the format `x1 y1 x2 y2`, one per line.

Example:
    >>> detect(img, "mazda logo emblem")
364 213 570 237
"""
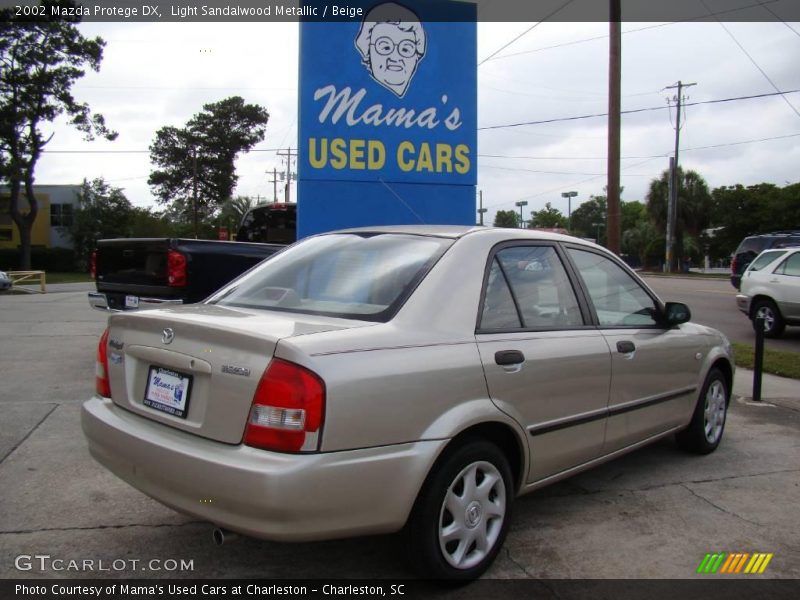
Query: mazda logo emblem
161 328 175 344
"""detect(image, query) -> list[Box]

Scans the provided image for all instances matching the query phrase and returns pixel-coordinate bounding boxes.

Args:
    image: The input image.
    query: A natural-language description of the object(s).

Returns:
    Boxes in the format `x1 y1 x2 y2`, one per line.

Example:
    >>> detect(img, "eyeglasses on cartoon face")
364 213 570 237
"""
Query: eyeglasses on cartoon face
371 36 417 58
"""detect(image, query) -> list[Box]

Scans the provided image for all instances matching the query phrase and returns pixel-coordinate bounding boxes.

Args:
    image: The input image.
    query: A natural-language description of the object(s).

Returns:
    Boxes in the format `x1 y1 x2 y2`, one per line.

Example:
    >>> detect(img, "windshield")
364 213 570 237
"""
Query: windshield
211 233 453 321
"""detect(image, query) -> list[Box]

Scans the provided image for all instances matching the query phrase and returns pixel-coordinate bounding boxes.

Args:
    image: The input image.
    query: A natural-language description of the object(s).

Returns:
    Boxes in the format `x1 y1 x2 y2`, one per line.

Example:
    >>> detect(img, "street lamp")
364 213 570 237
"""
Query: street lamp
561 191 578 230
515 201 528 228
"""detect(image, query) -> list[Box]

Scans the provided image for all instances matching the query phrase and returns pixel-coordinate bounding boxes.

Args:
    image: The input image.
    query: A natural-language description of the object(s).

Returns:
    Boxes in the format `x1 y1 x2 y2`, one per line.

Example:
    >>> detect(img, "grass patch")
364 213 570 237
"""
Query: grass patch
732 342 800 380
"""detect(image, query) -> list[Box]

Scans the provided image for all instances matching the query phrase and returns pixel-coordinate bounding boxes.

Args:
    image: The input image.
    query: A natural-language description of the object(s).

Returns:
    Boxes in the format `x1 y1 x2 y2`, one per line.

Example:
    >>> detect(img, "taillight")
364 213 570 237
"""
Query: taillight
731 256 737 274
95 328 111 397
90 250 97 280
243 359 325 453
167 250 187 287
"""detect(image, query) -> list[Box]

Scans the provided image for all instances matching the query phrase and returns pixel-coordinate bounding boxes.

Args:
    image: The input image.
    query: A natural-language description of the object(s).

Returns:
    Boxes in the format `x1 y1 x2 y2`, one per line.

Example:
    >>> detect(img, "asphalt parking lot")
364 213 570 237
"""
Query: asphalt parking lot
1 284 798 585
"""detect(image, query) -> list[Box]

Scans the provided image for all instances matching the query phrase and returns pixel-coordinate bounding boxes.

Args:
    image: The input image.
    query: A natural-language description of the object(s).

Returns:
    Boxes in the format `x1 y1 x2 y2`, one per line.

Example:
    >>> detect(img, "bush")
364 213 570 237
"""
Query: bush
0 247 77 272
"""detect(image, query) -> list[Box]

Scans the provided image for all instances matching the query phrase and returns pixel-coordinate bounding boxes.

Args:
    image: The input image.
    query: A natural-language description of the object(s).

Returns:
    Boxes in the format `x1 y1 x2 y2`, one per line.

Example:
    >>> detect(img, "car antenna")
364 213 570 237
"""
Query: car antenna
378 178 426 224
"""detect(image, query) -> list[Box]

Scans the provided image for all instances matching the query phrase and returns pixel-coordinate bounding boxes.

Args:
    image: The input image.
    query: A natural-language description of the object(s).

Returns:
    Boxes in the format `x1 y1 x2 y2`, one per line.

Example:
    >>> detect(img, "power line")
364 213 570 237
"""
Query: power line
481 0 788 63
478 131 800 162
477 0 576 66
701 0 800 121
479 89 800 130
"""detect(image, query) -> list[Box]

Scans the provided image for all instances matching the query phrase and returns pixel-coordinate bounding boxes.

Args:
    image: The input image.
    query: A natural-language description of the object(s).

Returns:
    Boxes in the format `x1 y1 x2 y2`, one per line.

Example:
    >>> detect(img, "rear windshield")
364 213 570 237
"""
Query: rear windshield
210 233 452 321
735 237 768 256
748 250 787 272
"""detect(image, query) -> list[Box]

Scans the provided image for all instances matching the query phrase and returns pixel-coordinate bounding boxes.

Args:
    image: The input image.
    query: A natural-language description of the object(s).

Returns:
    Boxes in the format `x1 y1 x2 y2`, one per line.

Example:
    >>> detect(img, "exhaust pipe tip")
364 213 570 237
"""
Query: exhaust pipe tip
212 527 238 546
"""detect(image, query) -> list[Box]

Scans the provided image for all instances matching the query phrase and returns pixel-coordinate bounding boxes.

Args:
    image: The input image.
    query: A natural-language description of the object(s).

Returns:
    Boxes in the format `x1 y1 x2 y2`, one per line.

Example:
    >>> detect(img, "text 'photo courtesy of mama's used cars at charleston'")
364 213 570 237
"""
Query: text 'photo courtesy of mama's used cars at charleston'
736 246 800 338
81 226 734 581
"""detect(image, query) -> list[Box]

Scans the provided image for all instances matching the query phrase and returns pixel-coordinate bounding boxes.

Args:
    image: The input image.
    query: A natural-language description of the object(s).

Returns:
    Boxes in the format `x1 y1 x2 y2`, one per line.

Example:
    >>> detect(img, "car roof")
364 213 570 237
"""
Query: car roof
329 224 600 246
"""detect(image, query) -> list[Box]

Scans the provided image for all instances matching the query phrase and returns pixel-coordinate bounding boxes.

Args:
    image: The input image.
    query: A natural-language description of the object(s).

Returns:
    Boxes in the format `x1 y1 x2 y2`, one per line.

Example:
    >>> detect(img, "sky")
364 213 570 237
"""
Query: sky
30 9 800 226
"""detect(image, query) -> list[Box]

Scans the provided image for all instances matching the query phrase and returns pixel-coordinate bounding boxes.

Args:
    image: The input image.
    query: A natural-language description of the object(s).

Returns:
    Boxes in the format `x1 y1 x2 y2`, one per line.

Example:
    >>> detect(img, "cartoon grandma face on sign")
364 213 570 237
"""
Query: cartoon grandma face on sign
354 2 427 98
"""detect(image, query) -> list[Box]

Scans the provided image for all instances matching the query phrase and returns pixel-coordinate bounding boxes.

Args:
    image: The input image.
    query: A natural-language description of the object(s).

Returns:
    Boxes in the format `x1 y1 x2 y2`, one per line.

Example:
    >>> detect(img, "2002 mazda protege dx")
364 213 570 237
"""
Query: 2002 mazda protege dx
82 226 734 580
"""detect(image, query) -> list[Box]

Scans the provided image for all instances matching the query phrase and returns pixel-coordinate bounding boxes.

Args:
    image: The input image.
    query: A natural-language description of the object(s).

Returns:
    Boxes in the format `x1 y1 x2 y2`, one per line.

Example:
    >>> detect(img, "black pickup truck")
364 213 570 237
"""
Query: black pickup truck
88 238 284 311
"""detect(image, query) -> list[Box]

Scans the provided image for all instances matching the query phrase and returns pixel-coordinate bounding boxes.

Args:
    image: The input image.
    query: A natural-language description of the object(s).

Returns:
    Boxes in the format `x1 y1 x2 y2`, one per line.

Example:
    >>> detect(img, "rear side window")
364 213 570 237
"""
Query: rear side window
748 250 787 272
776 253 800 277
480 246 583 330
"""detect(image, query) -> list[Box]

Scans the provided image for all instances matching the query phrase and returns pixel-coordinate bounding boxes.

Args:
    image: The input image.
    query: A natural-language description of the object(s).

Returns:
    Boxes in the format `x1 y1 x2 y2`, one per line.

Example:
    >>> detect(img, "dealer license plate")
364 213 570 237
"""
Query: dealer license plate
143 366 192 419
125 295 140 308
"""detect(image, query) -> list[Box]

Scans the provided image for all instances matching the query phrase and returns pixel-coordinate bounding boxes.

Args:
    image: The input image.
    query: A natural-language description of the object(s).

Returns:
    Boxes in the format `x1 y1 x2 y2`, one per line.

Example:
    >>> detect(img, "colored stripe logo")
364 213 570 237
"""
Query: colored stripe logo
697 552 773 574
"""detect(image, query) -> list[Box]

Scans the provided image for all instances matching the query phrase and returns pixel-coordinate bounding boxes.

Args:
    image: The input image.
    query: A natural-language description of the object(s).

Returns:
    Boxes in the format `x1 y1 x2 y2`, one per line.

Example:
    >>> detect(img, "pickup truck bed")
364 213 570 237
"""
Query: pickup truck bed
89 238 284 311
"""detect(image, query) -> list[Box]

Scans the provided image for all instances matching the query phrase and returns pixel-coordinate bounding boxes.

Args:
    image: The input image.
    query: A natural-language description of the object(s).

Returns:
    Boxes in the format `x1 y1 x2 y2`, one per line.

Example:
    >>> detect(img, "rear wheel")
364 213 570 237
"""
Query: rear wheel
676 368 729 454
406 440 514 581
752 298 785 338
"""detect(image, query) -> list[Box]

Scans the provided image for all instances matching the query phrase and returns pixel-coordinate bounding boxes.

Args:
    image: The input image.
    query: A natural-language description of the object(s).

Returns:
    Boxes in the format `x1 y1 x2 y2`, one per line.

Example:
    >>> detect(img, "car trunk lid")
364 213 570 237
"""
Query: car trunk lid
104 304 365 444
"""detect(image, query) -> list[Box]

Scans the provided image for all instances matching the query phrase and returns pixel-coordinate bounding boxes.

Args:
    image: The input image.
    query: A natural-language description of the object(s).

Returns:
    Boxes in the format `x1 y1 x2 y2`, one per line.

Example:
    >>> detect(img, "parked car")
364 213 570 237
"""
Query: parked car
89 238 285 311
82 226 734 580
730 230 800 289
736 247 800 338
0 270 11 291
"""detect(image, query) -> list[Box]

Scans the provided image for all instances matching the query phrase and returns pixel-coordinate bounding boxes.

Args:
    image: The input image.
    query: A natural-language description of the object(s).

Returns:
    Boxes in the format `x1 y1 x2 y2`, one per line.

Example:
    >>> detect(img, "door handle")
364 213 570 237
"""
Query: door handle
495 350 525 365
616 341 636 354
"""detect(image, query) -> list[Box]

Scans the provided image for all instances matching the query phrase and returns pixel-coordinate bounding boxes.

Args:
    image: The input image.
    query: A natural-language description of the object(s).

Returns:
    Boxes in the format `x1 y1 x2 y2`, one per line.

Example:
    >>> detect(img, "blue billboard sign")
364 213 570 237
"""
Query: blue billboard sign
298 1 477 237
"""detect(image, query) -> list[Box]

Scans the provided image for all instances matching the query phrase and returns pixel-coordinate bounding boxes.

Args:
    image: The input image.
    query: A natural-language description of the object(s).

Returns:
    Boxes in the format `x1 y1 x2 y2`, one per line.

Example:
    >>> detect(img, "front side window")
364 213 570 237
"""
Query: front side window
212 233 451 321
480 246 583 330
568 248 659 327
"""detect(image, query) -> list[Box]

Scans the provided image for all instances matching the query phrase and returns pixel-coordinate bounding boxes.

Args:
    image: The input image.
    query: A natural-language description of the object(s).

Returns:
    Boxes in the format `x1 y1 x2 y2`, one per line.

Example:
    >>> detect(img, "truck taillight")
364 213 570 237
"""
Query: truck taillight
243 359 325 453
90 250 97 280
95 328 111 398
167 250 187 287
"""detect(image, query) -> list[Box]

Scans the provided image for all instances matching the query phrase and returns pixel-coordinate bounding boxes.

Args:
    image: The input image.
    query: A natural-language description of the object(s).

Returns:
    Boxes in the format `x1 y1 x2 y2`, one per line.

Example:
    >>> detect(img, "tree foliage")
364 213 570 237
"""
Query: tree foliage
528 202 567 229
646 167 712 267
708 183 800 260
148 97 269 232
493 210 519 228
0 0 117 269
570 195 607 243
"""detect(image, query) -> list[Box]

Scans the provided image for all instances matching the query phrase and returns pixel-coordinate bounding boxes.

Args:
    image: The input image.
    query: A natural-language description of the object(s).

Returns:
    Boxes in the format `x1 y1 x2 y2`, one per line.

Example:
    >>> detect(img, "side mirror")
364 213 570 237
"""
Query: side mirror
663 302 691 326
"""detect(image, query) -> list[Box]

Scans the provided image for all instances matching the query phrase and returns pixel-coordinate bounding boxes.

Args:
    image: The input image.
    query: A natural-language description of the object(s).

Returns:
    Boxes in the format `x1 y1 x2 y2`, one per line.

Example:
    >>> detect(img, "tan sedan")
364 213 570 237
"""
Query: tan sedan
82 226 734 580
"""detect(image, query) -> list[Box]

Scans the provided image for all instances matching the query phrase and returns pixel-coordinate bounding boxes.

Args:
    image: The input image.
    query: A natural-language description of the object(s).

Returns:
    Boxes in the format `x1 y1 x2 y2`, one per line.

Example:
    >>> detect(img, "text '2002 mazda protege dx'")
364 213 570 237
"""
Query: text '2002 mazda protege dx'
82 226 734 580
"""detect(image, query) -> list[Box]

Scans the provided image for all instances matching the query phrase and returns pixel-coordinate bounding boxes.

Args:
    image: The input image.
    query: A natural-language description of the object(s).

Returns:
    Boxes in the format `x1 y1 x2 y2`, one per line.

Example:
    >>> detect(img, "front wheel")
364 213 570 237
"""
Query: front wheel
676 368 729 454
406 440 514 580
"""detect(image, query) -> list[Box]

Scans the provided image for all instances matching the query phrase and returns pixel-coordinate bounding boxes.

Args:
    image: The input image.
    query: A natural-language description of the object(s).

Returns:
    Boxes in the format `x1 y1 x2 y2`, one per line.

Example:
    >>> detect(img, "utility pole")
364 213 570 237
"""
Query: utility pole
267 168 279 202
561 191 577 231
191 147 199 239
665 80 696 271
277 148 297 203
606 0 622 255
477 190 487 225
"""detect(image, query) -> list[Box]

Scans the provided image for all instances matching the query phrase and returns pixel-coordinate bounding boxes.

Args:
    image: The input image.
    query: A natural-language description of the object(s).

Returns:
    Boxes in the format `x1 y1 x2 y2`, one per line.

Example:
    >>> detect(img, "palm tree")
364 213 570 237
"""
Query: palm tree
646 168 711 269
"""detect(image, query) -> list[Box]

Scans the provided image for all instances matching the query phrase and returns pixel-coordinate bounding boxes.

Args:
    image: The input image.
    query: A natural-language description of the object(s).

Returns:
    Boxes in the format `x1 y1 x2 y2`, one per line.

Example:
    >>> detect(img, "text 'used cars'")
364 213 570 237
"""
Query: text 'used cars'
82 226 734 580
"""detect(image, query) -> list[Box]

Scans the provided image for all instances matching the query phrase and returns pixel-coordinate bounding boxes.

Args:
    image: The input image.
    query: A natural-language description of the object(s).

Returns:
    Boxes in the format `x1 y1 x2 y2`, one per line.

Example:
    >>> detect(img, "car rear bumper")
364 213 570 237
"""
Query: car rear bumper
88 292 184 312
736 294 751 316
81 396 445 542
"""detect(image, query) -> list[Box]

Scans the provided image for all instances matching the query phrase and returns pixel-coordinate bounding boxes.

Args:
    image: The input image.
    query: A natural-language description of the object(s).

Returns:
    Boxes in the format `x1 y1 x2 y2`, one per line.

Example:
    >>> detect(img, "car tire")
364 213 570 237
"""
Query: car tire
751 298 785 338
405 439 514 581
676 368 729 455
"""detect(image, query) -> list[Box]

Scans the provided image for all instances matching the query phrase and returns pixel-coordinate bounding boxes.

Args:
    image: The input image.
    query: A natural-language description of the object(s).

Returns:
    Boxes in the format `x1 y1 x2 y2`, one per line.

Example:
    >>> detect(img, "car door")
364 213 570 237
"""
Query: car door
475 243 612 483
772 251 800 321
565 246 702 453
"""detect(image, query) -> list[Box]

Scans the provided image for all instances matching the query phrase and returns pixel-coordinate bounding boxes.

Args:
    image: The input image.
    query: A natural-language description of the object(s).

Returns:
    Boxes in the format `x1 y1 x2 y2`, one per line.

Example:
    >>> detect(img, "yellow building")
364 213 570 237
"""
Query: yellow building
0 185 81 249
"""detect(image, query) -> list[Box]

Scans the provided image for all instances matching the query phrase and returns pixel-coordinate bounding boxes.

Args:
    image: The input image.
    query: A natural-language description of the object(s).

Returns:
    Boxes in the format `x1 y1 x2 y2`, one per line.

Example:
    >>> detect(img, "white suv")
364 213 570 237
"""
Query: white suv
736 247 800 337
